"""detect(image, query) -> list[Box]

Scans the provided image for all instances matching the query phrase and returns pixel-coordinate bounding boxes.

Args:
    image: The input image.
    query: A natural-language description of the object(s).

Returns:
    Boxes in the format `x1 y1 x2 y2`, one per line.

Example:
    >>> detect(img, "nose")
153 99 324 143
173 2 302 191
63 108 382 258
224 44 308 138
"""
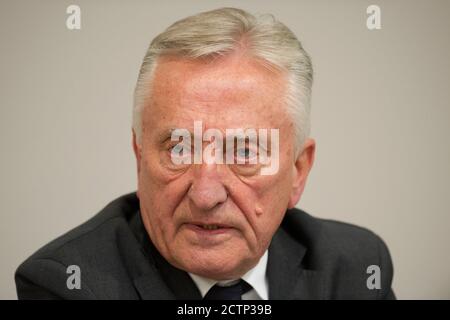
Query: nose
188 163 228 211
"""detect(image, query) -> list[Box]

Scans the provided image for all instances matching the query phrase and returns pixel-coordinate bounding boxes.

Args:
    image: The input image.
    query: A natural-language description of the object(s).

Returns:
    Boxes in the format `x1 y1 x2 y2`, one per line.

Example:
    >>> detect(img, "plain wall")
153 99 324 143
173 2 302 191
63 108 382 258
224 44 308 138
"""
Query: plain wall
1 0 449 299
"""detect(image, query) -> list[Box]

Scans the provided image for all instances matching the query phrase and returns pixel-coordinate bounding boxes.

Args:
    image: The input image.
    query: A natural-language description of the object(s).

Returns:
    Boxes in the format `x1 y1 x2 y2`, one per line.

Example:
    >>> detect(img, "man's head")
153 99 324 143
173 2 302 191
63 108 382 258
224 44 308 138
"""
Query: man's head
131 8 315 280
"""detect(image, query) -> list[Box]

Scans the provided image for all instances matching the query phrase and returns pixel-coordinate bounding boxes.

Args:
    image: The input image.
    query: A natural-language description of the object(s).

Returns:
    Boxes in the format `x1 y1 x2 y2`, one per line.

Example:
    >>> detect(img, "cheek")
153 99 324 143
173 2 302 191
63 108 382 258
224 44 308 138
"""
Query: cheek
138 157 191 238
232 163 294 245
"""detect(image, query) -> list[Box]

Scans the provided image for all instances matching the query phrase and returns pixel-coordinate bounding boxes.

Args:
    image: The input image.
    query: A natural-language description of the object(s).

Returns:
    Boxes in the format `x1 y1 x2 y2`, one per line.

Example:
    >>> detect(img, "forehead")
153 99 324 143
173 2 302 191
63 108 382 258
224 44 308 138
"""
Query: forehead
144 54 286 128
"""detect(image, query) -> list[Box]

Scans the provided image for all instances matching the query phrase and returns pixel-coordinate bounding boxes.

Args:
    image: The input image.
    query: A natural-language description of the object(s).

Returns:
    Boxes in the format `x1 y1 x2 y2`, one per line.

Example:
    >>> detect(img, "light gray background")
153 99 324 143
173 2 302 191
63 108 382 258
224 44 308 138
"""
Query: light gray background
1 0 449 299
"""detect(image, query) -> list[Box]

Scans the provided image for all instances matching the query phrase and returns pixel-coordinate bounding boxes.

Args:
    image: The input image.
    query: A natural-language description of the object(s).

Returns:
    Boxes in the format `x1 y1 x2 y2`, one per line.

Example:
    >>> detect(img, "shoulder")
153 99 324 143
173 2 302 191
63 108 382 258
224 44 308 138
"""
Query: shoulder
283 207 392 263
21 192 139 262
15 192 141 299
282 207 395 299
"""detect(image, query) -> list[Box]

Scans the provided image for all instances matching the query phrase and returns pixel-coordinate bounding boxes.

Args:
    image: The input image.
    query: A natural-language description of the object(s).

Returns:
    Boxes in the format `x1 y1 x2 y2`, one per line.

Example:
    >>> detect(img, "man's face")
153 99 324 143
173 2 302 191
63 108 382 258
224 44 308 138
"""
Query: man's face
134 53 314 280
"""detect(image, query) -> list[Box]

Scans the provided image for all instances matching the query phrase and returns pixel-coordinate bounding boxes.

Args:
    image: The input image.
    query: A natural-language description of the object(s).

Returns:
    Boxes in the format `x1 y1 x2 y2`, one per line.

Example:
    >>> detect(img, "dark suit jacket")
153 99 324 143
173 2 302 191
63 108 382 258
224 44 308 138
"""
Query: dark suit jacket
15 192 395 299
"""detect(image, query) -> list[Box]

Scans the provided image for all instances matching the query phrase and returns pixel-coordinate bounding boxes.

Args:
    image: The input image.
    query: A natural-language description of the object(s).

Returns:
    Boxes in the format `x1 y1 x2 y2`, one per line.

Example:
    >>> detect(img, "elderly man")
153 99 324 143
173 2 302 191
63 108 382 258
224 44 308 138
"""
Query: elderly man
15 7 395 300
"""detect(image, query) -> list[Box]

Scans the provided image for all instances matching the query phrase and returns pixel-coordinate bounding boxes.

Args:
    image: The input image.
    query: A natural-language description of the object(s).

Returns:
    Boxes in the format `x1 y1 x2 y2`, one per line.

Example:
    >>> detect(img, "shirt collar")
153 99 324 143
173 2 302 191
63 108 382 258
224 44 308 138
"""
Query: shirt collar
188 250 268 300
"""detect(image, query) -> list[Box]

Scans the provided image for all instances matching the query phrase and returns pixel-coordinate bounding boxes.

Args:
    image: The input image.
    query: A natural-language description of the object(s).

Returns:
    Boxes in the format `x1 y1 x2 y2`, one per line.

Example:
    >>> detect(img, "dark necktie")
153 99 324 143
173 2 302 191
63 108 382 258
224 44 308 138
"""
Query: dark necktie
203 279 252 300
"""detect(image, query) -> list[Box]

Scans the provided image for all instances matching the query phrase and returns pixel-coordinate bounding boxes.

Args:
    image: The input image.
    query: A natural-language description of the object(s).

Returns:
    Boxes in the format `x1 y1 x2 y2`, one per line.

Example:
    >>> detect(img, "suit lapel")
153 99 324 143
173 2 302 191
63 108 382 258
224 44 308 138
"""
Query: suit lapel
267 226 326 300
150 246 203 300
133 272 176 300
132 264 202 300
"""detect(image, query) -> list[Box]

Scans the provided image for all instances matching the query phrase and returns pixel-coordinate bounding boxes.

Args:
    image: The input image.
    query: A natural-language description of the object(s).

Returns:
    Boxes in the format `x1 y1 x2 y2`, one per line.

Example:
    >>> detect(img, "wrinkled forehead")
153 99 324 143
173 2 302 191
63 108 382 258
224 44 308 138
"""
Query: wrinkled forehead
145 54 290 129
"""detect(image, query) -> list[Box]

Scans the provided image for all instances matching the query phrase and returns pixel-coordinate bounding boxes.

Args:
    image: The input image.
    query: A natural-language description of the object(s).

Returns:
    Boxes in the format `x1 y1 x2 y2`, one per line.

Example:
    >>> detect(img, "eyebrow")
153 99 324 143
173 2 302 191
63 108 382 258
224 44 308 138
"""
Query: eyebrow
157 127 271 144
156 129 172 144
157 128 194 143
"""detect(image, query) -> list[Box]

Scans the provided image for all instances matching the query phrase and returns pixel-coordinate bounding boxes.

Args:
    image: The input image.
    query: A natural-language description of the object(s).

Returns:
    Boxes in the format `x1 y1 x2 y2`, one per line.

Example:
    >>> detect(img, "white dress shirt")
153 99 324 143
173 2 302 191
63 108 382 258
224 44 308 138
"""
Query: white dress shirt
188 250 268 300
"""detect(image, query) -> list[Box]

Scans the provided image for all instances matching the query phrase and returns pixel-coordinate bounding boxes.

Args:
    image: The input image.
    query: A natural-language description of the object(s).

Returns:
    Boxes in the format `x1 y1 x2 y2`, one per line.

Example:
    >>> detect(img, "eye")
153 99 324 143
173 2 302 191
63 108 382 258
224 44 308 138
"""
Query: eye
170 144 184 154
167 142 192 164
235 147 258 163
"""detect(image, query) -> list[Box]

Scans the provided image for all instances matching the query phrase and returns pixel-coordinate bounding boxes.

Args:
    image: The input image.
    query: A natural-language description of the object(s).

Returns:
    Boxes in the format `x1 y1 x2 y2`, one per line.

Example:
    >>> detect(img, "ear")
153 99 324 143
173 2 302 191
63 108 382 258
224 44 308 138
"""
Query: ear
288 138 316 209
132 130 142 198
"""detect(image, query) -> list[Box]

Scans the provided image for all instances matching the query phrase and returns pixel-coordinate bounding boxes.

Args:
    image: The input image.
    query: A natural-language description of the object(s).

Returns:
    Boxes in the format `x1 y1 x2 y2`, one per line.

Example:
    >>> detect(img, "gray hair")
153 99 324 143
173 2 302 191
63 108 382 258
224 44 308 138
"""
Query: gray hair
132 7 313 153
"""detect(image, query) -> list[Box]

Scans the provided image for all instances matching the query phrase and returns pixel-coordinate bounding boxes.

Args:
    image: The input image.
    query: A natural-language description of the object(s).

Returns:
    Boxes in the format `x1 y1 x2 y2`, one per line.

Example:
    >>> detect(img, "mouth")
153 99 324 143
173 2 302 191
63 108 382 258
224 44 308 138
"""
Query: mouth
198 224 221 230
184 222 234 235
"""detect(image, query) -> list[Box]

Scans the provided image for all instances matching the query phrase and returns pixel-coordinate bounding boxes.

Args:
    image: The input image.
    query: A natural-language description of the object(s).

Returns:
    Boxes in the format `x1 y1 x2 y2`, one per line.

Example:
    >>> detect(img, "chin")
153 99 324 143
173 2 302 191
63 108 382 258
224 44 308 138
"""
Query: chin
188 263 243 281
178 248 250 280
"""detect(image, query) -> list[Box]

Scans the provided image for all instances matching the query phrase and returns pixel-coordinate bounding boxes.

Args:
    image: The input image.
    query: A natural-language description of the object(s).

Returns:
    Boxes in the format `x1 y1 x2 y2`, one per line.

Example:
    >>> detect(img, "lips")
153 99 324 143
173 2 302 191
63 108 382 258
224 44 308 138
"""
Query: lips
199 224 220 230
195 222 231 229
184 222 234 235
